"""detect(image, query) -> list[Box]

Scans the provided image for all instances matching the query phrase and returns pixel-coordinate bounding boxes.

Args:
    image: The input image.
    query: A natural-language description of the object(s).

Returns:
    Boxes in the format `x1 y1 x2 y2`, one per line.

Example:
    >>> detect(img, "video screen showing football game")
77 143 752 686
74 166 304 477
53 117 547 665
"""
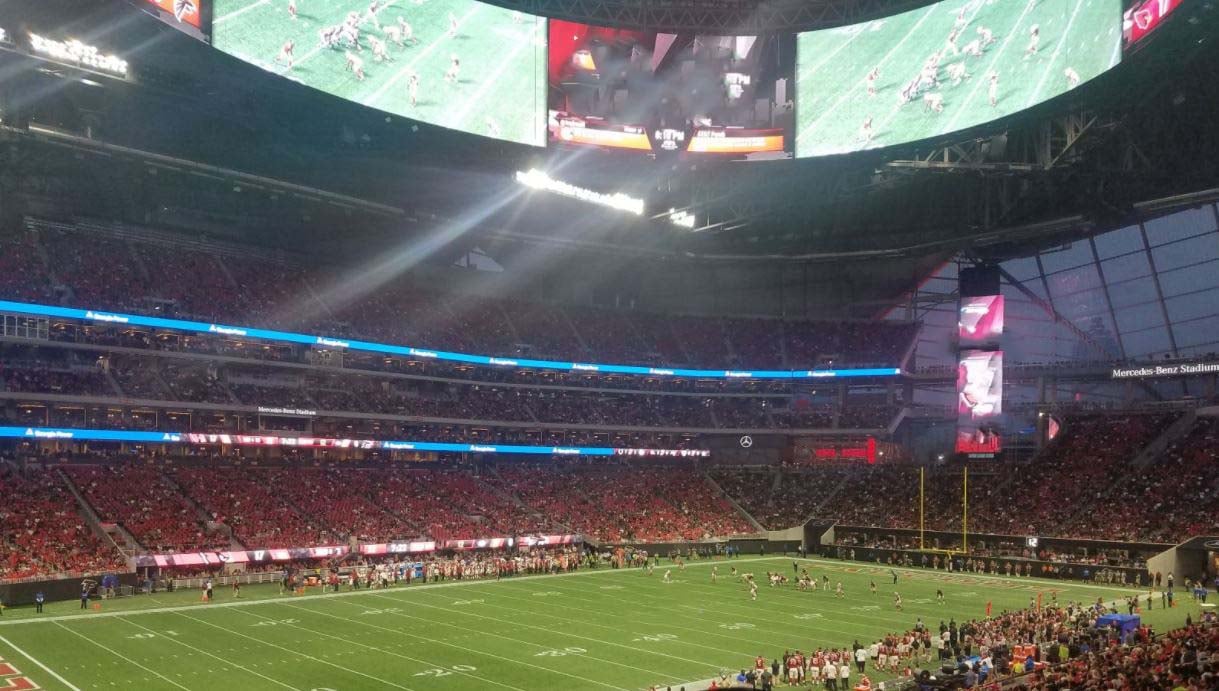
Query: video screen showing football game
795 0 1122 157
212 0 547 146
548 20 795 158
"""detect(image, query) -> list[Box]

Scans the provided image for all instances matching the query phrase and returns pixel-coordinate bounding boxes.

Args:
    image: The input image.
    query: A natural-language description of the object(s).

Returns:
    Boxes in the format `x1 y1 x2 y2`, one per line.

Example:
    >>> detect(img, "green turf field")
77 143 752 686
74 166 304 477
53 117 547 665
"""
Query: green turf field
212 0 547 146
0 556 1198 690
795 0 1122 157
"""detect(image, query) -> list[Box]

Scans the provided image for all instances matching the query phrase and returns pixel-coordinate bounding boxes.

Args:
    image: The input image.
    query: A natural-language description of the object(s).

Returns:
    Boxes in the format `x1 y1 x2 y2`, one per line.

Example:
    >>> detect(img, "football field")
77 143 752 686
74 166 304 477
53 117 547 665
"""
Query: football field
212 0 547 146
0 556 1195 690
795 0 1122 157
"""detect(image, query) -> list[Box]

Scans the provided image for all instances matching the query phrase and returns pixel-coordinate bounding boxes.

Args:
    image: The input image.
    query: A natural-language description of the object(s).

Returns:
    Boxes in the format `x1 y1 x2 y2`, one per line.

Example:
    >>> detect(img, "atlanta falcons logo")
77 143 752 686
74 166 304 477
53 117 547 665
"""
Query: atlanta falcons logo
174 0 198 22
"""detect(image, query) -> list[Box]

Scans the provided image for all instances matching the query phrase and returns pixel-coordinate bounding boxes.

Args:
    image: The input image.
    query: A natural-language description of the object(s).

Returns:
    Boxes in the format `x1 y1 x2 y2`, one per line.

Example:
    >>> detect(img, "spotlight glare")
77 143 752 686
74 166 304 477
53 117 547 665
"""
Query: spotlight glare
514 169 644 215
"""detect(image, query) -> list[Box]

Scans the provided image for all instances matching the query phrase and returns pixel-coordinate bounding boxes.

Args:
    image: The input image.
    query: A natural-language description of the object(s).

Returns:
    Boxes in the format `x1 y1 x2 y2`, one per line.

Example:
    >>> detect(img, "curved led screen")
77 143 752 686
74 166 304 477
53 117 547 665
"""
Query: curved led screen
212 0 547 146
795 0 1121 157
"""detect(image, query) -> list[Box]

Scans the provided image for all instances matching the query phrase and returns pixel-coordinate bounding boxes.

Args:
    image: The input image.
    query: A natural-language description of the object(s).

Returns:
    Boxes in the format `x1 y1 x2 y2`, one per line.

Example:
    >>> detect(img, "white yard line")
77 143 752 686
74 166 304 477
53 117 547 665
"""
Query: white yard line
941 0 1040 132
372 590 740 672
365 5 483 106
173 610 419 691
0 633 83 691
272 0 403 75
214 0 271 25
796 4 939 147
0 554 1144 628
53 622 190 690
0 558 775 627
278 598 639 690
447 25 537 128
118 616 301 690
356 591 707 679
1024 0 1089 107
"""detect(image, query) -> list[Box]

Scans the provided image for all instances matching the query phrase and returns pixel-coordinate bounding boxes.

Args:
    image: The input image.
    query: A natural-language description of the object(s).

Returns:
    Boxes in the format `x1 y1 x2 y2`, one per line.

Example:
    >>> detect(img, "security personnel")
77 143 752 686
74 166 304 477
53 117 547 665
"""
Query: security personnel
35 591 45 613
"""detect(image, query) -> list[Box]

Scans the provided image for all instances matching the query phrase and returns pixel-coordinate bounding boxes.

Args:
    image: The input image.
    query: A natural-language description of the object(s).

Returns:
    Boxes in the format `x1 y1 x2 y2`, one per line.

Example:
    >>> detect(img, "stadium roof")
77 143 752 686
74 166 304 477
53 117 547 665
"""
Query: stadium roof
0 0 1217 287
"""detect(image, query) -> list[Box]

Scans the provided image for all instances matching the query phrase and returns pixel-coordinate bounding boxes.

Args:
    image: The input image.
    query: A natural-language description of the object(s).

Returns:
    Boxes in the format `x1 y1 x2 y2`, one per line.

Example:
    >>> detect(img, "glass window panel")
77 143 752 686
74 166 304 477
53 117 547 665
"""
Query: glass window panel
1038 244 1092 274
1001 256 1040 282
1145 207 1218 246
1046 263 1102 296
1157 261 1219 297
1151 234 1219 272
1114 301 1166 334
1094 225 1146 259
1055 288 1110 320
1100 252 1152 282
1165 290 1219 324
1107 276 1161 308
1121 327 1173 358
1179 343 1219 358
1171 315 1219 349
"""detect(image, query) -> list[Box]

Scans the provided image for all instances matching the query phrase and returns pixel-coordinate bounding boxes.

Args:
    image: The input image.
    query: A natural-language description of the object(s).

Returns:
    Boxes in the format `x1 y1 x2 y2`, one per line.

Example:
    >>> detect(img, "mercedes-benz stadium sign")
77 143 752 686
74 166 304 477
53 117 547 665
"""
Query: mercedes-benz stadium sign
1110 361 1219 379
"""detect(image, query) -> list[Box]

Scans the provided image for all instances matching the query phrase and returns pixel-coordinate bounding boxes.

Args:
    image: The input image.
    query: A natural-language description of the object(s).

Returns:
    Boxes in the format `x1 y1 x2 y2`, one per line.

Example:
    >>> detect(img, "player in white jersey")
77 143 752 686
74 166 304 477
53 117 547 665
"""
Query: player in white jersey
274 40 295 69
711 566 718 583
948 62 969 86
954 6 968 30
366 1 382 30
962 38 983 57
512 10 523 23
835 581 844 598
945 28 961 57
1025 25 1040 58
899 76 919 105
749 579 758 601
988 71 999 106
663 569 671 583
406 73 419 106
398 17 417 45
920 64 939 91
384 24 404 46
977 25 994 46
894 592 904 610
345 51 365 81
449 12 459 38
444 55 460 83
858 115 873 144
865 67 880 96
1064 67 1080 89
288 0 297 20
369 36 392 62
320 25 341 49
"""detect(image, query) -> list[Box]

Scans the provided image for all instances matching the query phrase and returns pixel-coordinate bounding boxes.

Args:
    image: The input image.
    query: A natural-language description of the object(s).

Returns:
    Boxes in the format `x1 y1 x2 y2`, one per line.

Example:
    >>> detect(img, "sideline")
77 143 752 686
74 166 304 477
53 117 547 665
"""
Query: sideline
0 553 1146 627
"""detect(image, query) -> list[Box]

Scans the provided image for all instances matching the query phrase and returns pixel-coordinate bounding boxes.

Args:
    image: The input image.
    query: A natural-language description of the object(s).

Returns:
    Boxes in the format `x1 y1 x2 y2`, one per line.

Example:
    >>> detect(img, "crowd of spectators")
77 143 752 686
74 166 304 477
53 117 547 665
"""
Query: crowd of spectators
1070 416 1219 543
712 465 859 530
0 462 126 580
0 221 919 372
1015 621 1218 690
0 362 113 397
964 414 1180 539
171 466 328 549
63 464 230 554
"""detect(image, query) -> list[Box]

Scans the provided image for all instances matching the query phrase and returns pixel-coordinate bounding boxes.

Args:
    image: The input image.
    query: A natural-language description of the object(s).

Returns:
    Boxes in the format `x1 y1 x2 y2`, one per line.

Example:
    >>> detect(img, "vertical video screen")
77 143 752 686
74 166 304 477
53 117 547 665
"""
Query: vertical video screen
956 349 1003 454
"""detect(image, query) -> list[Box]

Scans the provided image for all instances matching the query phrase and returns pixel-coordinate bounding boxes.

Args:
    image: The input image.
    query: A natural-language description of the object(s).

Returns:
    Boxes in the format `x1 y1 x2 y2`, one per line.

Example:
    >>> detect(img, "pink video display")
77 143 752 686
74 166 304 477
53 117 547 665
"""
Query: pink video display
958 294 1004 345
955 349 1003 454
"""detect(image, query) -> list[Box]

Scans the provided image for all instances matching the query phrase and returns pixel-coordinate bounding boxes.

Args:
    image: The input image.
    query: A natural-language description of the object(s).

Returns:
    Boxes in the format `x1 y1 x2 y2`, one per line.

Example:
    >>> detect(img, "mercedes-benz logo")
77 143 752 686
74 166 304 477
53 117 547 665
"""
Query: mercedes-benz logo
739 435 754 448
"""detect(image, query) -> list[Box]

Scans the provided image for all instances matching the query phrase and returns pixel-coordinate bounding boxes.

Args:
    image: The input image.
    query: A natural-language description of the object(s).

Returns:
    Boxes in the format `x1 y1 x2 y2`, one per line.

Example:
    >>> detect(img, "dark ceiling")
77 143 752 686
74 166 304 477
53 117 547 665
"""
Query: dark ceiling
0 0 1217 314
